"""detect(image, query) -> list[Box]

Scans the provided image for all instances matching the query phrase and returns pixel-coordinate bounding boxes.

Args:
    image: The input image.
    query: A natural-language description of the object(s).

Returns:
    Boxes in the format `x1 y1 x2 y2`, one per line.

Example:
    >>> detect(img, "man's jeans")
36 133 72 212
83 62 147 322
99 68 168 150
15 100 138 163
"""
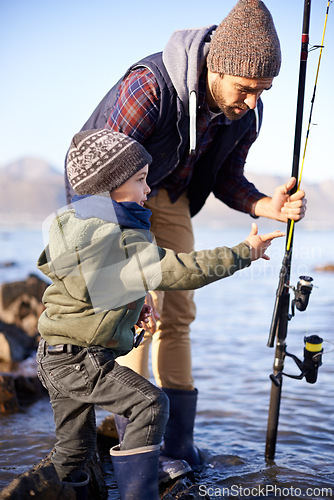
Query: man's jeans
118 189 197 390
36 339 169 480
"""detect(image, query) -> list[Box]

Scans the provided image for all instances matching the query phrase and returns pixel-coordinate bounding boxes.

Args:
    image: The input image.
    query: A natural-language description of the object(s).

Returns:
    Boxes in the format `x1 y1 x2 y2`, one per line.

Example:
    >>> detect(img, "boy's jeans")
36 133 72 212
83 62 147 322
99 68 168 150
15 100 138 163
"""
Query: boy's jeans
36 339 169 481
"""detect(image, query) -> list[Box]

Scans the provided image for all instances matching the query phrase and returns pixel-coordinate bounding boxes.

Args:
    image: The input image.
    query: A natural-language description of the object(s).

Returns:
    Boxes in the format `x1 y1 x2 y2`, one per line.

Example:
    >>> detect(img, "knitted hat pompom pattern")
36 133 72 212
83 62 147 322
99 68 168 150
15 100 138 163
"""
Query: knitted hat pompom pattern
67 129 152 195
208 0 281 79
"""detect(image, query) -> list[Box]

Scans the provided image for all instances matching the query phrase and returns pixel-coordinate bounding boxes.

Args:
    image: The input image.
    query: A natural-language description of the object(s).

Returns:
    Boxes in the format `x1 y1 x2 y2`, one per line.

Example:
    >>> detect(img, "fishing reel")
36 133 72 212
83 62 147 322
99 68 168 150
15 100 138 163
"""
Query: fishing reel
288 275 313 319
270 275 322 386
270 334 323 386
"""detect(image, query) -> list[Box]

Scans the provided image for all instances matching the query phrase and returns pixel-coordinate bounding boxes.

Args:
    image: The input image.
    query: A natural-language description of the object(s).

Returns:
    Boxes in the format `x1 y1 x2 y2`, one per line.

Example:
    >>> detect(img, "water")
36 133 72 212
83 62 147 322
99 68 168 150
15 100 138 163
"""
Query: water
0 223 333 498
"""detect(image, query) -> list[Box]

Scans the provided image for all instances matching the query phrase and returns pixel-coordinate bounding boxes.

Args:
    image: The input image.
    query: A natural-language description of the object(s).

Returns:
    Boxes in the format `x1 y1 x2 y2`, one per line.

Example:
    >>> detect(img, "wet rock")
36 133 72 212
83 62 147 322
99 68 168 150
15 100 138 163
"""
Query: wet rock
0 274 48 339
0 452 108 500
160 476 211 499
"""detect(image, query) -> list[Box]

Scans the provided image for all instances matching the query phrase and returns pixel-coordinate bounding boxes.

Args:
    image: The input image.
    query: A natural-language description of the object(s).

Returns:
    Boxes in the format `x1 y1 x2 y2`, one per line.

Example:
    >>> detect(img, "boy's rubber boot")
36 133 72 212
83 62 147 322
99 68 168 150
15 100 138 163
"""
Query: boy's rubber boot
113 414 191 483
161 388 202 466
110 444 160 500
62 471 90 500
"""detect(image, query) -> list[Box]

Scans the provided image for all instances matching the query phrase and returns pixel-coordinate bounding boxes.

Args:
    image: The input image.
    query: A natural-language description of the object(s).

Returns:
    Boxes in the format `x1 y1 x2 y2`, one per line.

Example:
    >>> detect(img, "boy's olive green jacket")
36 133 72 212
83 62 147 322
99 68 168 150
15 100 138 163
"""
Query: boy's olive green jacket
37 210 251 358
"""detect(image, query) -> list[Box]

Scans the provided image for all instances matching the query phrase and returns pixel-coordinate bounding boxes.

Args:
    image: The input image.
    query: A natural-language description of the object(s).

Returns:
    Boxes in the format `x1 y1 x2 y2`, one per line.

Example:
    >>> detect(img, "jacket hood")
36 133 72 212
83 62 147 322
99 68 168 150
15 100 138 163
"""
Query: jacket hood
162 26 216 153
162 25 216 111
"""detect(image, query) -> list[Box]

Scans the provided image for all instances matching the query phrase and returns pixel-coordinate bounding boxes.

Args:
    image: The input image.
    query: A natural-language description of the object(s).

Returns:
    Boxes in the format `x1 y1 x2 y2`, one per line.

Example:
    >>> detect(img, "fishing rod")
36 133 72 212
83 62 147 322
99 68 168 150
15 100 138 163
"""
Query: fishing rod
265 0 331 460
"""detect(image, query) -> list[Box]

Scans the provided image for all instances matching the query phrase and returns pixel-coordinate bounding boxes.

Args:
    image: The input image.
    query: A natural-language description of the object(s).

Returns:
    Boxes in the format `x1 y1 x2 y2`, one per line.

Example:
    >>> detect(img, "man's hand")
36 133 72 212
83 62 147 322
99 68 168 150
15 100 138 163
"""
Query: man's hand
135 292 161 333
136 303 152 329
254 177 307 222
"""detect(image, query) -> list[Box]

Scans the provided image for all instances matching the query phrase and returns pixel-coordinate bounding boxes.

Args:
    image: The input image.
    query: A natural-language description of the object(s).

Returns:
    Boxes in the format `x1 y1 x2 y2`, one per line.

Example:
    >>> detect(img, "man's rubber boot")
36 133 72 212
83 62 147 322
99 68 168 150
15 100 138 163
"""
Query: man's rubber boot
161 388 201 466
113 413 191 483
110 444 160 500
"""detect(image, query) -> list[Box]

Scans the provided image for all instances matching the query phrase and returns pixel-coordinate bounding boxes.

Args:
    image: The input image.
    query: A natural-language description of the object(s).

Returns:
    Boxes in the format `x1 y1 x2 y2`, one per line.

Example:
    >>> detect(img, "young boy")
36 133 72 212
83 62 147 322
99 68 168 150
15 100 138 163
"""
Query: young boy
36 129 284 499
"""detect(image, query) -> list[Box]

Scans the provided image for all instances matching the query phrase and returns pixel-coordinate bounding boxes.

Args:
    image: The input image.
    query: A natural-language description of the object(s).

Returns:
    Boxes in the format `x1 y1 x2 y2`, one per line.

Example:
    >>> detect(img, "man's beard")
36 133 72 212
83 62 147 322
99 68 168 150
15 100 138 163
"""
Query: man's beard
211 78 250 121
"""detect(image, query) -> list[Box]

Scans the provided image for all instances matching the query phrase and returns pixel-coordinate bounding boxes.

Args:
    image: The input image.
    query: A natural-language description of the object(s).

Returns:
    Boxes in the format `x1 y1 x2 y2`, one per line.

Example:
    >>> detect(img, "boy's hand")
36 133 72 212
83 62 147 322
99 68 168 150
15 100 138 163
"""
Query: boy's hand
244 223 285 261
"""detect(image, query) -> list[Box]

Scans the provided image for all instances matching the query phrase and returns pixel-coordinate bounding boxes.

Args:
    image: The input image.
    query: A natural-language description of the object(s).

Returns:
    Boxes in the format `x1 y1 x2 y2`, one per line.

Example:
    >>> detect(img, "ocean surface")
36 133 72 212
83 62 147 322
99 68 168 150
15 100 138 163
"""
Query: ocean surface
0 223 333 499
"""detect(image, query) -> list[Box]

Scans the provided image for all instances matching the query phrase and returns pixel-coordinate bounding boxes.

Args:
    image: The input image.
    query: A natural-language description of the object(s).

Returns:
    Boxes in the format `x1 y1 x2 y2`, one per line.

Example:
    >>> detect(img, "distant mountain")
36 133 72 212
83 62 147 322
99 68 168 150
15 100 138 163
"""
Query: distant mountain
193 172 334 230
1 158 62 181
0 158 332 229
0 158 66 225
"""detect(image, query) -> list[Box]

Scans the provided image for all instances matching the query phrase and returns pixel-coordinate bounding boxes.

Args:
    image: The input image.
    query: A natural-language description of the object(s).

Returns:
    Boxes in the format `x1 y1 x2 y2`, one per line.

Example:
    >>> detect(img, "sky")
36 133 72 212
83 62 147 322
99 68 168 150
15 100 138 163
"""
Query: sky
1 0 333 184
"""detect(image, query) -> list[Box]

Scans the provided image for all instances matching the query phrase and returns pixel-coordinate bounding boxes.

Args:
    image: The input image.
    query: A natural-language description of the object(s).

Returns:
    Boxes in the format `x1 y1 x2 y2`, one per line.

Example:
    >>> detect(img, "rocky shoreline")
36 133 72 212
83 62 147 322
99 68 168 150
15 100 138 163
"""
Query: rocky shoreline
0 275 208 499
0 419 206 500
2 266 334 498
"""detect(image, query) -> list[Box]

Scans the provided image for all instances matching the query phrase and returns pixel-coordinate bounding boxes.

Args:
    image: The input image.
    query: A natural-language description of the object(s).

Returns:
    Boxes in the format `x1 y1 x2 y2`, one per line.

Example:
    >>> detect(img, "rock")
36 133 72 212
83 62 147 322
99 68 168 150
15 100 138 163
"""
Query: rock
14 375 46 406
97 414 118 441
0 273 49 363
0 356 47 413
0 322 35 362
0 374 19 414
0 275 48 338
0 452 108 500
314 264 334 272
0 372 45 414
0 262 17 269
0 360 15 373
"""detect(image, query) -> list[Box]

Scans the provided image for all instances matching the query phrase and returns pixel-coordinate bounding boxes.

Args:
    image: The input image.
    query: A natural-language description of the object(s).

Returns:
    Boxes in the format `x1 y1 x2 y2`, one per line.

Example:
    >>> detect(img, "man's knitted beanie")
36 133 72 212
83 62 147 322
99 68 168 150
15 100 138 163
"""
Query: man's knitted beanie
67 129 152 195
207 0 281 78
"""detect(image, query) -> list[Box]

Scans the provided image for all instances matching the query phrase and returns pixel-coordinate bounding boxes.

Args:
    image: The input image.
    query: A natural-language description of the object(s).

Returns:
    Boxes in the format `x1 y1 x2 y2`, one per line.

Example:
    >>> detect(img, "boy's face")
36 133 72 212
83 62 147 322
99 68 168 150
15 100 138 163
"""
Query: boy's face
109 165 151 206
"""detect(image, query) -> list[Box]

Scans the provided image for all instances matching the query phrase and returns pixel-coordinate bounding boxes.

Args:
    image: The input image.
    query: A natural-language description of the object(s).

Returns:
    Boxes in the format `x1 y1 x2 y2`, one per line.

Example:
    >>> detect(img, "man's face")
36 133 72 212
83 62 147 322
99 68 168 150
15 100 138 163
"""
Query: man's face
207 71 273 120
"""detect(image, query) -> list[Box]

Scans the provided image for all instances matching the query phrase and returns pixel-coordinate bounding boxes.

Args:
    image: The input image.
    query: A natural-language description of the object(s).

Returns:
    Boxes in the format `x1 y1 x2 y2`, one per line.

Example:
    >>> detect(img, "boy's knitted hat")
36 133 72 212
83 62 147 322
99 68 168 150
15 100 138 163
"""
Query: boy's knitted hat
207 0 281 78
66 129 152 195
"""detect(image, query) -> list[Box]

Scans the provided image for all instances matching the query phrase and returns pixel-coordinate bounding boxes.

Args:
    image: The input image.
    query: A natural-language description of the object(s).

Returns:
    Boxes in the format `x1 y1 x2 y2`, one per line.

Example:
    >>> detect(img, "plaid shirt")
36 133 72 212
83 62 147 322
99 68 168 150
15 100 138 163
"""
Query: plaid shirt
106 68 264 215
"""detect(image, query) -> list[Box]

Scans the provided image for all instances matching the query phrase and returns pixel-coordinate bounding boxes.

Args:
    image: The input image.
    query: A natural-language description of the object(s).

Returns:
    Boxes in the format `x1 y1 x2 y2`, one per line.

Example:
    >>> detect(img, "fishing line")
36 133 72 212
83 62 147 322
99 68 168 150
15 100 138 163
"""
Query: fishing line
286 0 332 251
321 339 334 355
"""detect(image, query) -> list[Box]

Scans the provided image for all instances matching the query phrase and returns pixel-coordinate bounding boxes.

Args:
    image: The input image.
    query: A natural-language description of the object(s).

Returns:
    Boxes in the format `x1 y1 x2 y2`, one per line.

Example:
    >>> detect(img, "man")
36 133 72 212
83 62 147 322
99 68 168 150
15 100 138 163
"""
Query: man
65 0 306 472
